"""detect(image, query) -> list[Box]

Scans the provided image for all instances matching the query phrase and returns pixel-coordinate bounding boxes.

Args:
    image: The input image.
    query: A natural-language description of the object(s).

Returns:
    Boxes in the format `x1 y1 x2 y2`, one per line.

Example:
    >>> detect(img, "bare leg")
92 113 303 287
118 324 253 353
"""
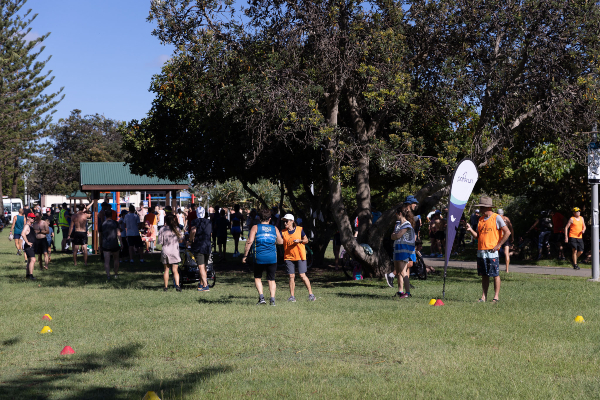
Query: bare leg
493 276 501 301
571 247 577 266
254 277 263 295
481 276 489 301
72 245 78 266
172 264 180 286
289 274 296 297
233 232 240 254
138 246 144 260
394 261 403 292
198 264 208 287
401 262 411 294
113 252 119 275
299 273 313 295
104 251 112 278
504 246 510 273
129 245 135 261
27 257 35 276
38 254 44 270
163 264 170 288
268 280 276 298
333 244 341 266
83 245 88 266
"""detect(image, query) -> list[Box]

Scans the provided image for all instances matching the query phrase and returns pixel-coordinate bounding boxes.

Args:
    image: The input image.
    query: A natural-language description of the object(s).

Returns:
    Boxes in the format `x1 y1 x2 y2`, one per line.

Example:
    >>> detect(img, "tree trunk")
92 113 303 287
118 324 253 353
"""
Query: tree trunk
0 172 4 216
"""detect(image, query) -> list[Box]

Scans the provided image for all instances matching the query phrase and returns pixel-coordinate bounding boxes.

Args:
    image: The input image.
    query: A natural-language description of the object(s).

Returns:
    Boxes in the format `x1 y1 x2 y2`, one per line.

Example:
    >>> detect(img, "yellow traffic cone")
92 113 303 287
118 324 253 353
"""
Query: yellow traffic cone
40 326 52 334
142 391 161 400
574 315 585 323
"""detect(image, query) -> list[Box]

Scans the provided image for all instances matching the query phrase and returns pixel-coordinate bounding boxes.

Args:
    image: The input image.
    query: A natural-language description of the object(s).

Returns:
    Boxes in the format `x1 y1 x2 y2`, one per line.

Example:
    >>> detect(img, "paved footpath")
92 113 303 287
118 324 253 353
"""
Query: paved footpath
424 257 593 278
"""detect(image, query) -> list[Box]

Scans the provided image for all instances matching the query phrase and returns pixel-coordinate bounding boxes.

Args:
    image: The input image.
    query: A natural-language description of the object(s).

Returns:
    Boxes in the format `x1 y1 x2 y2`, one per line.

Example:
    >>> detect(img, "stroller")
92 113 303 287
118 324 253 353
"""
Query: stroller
179 243 216 287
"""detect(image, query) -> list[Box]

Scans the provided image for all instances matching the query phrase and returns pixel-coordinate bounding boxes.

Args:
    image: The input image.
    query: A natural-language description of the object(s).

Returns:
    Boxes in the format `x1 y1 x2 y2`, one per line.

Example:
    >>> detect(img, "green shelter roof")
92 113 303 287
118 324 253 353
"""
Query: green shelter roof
80 162 188 191
67 190 88 199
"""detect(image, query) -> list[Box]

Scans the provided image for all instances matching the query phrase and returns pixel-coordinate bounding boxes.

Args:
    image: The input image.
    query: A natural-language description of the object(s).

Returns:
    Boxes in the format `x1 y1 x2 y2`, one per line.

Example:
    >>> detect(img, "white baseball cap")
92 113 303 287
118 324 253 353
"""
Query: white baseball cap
282 213 294 221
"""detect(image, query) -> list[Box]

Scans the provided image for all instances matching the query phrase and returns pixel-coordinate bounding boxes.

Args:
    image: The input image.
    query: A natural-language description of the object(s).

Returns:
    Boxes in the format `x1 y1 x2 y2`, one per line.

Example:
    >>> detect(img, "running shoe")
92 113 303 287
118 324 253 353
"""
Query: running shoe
437 254 443 258
257 297 266 305
197 285 210 292
385 274 394 288
287 296 296 302
175 285 182 292
163 287 168 292
573 264 580 270
308 294 316 301
429 253 435 257
394 291 404 298
399 293 412 299
270 297 276 306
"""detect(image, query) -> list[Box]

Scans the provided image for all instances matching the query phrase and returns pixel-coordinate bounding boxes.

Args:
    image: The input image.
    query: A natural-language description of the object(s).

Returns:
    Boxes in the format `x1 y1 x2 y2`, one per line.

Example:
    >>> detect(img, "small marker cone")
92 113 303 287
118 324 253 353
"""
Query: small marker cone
40 326 52 334
142 391 161 400
429 299 436 305
434 299 445 306
42 314 52 320
575 315 585 323
60 346 75 355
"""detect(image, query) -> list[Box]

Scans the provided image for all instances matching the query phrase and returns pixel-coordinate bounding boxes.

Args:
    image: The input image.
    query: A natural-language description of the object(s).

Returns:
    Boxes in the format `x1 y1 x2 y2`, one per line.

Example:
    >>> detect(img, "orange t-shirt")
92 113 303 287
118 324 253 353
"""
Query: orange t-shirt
477 213 501 251
568 217 584 239
282 227 306 261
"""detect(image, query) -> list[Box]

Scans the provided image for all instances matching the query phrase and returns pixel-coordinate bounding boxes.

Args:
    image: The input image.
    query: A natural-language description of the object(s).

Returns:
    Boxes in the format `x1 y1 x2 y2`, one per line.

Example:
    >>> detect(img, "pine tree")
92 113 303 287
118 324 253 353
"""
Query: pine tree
0 0 63 215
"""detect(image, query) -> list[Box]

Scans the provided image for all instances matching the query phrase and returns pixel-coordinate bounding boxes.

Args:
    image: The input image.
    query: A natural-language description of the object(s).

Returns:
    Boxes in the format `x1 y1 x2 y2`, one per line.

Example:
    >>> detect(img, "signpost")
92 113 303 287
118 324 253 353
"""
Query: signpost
588 127 600 282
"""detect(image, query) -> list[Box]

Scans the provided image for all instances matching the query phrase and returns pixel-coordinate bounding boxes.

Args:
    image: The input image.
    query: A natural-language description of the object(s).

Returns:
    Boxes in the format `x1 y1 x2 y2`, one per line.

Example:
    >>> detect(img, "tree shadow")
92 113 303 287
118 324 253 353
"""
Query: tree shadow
0 342 232 400
1 337 20 347
336 292 392 300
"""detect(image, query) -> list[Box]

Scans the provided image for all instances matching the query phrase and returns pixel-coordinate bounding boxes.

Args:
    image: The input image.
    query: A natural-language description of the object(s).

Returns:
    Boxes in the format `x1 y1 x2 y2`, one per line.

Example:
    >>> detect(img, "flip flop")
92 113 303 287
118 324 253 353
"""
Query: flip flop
492 299 499 303
478 298 485 302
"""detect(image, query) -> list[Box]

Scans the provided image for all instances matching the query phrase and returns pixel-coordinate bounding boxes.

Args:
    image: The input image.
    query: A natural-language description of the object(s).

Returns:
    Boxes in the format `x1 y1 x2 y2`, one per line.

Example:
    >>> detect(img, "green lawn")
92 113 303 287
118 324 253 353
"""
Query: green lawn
1 231 600 399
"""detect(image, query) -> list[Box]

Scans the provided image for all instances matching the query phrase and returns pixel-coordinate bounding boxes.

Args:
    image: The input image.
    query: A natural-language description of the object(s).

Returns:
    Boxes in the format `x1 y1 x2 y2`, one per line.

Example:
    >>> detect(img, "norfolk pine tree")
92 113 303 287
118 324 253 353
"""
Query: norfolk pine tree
0 0 63 214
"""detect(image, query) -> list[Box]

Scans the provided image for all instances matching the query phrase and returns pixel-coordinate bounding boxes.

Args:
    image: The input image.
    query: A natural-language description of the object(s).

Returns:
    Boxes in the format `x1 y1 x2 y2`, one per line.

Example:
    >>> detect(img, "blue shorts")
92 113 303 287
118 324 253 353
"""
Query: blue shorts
477 256 499 277
13 233 21 240
394 253 416 262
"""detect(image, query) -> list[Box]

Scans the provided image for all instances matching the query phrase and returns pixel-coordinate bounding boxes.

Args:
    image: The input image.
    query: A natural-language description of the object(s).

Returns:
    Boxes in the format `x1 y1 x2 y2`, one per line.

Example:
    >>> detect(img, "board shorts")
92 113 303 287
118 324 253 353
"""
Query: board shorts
254 262 277 281
193 252 209 265
127 235 143 248
286 260 308 274
71 231 88 246
34 239 48 255
477 251 500 277
569 238 584 252
24 246 35 259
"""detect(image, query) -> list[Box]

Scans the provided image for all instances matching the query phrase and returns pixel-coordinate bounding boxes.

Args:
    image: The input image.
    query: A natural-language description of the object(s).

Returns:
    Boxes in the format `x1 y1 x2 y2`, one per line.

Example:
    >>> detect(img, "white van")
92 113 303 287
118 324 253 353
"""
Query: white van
2 197 24 221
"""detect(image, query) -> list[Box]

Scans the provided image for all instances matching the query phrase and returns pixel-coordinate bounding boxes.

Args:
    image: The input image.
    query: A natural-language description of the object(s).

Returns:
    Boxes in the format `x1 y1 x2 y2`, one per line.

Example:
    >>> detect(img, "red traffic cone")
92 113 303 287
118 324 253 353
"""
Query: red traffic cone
434 299 445 306
60 346 75 355
42 314 52 320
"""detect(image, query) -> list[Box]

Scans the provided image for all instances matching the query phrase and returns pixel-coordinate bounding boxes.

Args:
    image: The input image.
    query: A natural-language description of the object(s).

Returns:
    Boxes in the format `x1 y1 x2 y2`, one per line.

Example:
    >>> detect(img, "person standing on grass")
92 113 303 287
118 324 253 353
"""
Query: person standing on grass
21 213 37 280
158 214 183 292
281 214 315 302
565 207 586 270
466 196 510 303
157 206 166 231
43 208 57 252
33 212 50 271
46 224 54 262
386 195 420 288
497 209 514 273
526 210 553 260
137 201 147 223
215 209 230 261
124 205 145 263
550 210 566 260
391 204 416 299
242 208 283 306
67 203 92 267
230 204 243 257
100 214 121 280
58 203 71 252
188 206 212 292
187 204 197 226
9 208 25 258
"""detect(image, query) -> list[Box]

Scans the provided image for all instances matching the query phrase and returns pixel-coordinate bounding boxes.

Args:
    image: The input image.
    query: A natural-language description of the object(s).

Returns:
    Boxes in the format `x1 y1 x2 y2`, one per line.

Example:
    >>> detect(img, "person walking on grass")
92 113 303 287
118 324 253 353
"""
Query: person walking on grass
124 205 145 263
100 214 121 280
386 195 419 288
58 203 71 252
158 214 183 292
215 209 230 261
391 204 416 299
466 196 510 303
564 207 586 270
20 213 37 280
67 203 92 267
230 204 243 257
9 208 25 259
188 206 212 292
497 209 514 273
281 214 315 302
33 212 50 271
242 208 283 306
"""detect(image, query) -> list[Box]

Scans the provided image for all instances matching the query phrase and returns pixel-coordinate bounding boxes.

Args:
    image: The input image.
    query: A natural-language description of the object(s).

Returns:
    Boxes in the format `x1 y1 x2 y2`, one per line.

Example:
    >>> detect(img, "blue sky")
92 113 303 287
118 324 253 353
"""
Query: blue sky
24 0 174 123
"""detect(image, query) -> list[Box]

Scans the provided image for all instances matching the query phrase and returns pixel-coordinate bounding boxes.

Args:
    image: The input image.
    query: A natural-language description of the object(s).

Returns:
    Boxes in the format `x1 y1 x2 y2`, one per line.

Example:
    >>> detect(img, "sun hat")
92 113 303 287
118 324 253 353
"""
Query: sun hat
282 213 294 221
474 196 493 208
404 195 419 204
573 207 581 212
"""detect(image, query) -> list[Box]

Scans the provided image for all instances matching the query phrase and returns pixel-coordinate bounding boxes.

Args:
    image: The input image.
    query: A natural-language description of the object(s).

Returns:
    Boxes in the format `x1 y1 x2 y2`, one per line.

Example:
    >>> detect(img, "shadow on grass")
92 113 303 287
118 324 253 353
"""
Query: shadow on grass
1 337 20 347
0 342 232 400
336 292 392 300
197 294 253 305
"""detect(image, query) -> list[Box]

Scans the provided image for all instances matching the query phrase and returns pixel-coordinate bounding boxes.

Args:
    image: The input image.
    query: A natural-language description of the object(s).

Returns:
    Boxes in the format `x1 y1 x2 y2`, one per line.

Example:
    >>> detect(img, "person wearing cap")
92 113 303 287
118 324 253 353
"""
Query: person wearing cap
242 208 284 306
20 213 38 280
281 214 315 302
188 206 212 291
564 207 586 270
466 196 510 303
497 209 514 272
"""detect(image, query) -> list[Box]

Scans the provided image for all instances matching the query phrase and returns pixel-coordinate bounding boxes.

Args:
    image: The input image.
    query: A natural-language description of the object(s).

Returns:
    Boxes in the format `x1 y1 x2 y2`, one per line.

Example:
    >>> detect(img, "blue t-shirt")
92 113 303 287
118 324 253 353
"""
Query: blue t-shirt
46 227 53 245
255 224 277 264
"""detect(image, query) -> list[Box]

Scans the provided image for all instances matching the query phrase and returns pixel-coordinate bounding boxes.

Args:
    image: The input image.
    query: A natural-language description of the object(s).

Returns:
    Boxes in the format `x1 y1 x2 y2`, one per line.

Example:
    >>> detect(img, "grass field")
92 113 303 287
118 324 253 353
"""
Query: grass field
1 231 600 399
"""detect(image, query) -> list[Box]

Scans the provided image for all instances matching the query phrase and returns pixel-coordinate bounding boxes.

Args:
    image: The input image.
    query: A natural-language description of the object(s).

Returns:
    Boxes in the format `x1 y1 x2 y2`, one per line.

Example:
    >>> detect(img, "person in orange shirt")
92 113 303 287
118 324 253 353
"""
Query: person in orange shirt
466 196 511 303
281 213 315 302
564 207 586 270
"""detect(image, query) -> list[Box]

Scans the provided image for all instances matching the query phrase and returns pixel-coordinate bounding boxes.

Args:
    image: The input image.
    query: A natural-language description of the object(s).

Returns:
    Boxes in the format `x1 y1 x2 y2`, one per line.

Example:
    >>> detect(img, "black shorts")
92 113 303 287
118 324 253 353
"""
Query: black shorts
333 232 341 246
217 235 227 245
254 263 277 281
127 236 143 248
434 231 446 240
569 238 584 252
24 247 35 259
60 226 70 237
71 231 88 246
34 239 48 255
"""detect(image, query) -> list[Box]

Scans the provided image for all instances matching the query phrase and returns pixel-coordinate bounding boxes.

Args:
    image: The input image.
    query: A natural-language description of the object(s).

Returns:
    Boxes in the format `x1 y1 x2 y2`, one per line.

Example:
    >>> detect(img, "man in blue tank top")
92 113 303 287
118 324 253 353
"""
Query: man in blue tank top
242 209 283 305
10 208 26 259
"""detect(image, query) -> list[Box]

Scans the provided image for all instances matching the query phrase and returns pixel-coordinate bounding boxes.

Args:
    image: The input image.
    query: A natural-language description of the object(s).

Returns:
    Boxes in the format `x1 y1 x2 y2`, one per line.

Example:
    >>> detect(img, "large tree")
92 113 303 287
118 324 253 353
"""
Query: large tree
0 0 63 211
123 0 600 276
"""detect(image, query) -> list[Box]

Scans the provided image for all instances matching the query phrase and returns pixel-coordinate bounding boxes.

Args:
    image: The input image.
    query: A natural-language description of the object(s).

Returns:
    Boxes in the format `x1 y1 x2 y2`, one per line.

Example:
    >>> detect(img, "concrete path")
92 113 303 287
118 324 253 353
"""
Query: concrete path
423 257 594 278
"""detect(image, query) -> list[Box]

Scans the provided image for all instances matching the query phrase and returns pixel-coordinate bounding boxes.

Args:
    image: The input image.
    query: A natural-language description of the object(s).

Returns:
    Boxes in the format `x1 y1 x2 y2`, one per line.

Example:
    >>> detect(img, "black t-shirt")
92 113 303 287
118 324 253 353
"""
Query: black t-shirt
101 219 120 250
191 218 212 254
